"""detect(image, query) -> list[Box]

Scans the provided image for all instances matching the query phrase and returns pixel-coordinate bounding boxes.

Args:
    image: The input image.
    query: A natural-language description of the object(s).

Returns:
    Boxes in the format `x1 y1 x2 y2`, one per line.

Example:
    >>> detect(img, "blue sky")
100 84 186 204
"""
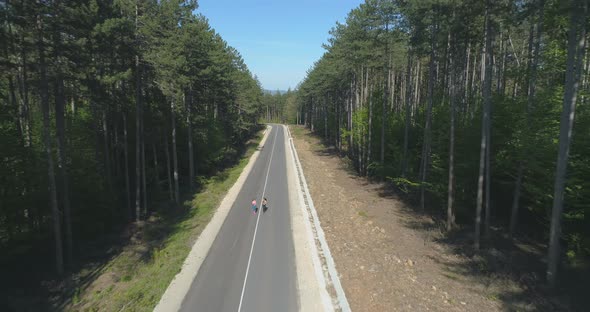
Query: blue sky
195 0 364 91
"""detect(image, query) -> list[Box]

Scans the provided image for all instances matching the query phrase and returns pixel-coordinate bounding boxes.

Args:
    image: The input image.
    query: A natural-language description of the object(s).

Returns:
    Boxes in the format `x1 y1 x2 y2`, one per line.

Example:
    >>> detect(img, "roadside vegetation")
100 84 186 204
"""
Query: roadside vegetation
1 1 265 310
271 0 590 296
66 130 263 312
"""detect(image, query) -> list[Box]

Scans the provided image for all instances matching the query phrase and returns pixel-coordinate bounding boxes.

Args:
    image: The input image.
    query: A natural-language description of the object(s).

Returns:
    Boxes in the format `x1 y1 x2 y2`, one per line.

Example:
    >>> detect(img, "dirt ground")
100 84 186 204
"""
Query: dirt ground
290 126 564 312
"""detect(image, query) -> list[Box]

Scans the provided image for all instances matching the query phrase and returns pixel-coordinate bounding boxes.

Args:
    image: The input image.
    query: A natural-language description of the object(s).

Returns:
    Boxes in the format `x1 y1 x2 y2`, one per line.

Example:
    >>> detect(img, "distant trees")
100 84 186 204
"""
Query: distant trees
290 0 590 286
261 89 295 123
0 0 264 274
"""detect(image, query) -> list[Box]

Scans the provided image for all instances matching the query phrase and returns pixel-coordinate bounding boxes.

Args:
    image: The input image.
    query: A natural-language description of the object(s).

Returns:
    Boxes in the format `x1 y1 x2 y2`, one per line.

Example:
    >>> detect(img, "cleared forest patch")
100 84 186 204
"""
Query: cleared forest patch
291 125 580 312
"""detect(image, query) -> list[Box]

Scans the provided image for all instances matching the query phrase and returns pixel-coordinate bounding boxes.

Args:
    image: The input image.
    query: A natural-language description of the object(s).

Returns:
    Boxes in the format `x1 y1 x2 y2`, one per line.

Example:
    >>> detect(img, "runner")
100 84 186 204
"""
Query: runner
251 199 258 214
262 197 268 213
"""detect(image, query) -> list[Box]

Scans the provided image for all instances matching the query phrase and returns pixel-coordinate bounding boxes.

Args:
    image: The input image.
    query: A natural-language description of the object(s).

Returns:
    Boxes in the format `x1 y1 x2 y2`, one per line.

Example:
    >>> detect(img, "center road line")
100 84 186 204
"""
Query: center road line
237 126 279 312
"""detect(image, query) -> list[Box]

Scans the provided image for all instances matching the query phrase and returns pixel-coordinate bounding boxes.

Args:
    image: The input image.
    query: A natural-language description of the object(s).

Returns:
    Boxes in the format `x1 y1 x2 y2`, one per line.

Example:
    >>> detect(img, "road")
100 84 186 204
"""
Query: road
180 125 298 312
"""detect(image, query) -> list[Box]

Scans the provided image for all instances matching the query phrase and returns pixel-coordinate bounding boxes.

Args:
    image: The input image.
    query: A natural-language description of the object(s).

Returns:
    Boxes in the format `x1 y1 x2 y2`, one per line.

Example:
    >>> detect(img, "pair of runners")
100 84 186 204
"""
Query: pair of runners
251 198 268 214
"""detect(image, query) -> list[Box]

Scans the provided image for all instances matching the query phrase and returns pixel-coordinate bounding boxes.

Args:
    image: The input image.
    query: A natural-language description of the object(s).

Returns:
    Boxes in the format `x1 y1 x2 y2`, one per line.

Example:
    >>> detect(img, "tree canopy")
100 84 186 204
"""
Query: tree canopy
0 0 265 275
290 0 589 287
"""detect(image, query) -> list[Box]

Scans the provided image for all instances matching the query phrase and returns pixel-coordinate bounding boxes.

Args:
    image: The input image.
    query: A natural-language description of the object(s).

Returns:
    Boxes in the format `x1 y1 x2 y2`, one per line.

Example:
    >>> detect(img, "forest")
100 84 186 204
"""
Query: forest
0 0 265 280
279 0 589 288
2 0 589 309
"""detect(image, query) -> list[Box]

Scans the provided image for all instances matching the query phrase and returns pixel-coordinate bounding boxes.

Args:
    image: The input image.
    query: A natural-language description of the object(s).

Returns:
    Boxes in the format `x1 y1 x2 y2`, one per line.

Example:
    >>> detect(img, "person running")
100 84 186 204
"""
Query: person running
251 199 258 214
262 197 268 213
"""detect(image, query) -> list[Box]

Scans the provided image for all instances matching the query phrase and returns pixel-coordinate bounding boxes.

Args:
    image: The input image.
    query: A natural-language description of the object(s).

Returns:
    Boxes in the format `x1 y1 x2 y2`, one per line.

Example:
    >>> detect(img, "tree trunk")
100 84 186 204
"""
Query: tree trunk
53 10 73 265
497 31 505 94
113 118 121 178
337 98 342 150
484 100 492 239
324 98 328 141
547 0 586 287
447 27 456 232
164 128 173 202
187 89 195 190
349 80 354 158
390 68 396 112
21 43 32 147
141 114 147 215
381 23 389 165
414 61 421 117
5 4 22 144
510 164 523 237
152 142 160 195
134 4 142 222
464 42 471 107
368 82 373 176
135 57 142 221
447 73 456 232
123 114 131 220
310 98 314 132
484 2 494 241
103 111 113 197
469 46 477 117
475 2 492 250
526 20 535 97
381 75 386 165
442 30 451 102
420 22 437 211
582 42 590 105
357 70 362 173
9 76 23 143
171 99 180 205
361 68 368 175
38 13 64 275
402 51 413 176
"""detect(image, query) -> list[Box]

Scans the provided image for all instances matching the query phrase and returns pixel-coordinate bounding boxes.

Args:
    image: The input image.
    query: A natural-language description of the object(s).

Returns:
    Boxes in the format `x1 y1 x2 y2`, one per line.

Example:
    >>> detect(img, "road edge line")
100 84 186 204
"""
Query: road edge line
154 125 272 312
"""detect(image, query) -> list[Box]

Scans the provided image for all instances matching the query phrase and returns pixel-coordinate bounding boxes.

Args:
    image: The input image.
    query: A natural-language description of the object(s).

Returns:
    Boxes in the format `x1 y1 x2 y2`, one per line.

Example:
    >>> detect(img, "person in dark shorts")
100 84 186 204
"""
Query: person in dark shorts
262 197 268 213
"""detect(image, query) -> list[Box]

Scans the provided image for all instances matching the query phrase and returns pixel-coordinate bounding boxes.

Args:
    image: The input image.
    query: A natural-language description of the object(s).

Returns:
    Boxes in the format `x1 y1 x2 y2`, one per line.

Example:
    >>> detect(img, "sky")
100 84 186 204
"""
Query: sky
195 0 364 91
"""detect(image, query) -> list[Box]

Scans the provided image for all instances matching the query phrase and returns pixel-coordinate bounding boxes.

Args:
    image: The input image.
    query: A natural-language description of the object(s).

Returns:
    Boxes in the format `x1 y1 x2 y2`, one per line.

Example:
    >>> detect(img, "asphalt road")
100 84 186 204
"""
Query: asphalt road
180 125 297 312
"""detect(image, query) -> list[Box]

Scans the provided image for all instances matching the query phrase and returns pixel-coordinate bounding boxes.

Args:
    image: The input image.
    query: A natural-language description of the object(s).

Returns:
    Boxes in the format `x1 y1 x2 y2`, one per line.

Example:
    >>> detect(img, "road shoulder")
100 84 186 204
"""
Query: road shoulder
285 125 349 312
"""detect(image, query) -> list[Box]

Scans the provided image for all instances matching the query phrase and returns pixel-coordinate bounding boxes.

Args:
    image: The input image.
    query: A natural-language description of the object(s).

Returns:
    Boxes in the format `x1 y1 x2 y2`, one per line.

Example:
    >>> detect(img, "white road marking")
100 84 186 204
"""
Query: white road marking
237 126 279 312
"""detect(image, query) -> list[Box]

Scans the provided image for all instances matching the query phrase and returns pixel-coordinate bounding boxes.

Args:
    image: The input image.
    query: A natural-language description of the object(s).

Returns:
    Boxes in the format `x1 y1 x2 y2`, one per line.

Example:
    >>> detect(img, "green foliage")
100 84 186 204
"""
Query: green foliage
293 0 590 266
0 0 266 306
70 131 263 311
388 177 421 194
